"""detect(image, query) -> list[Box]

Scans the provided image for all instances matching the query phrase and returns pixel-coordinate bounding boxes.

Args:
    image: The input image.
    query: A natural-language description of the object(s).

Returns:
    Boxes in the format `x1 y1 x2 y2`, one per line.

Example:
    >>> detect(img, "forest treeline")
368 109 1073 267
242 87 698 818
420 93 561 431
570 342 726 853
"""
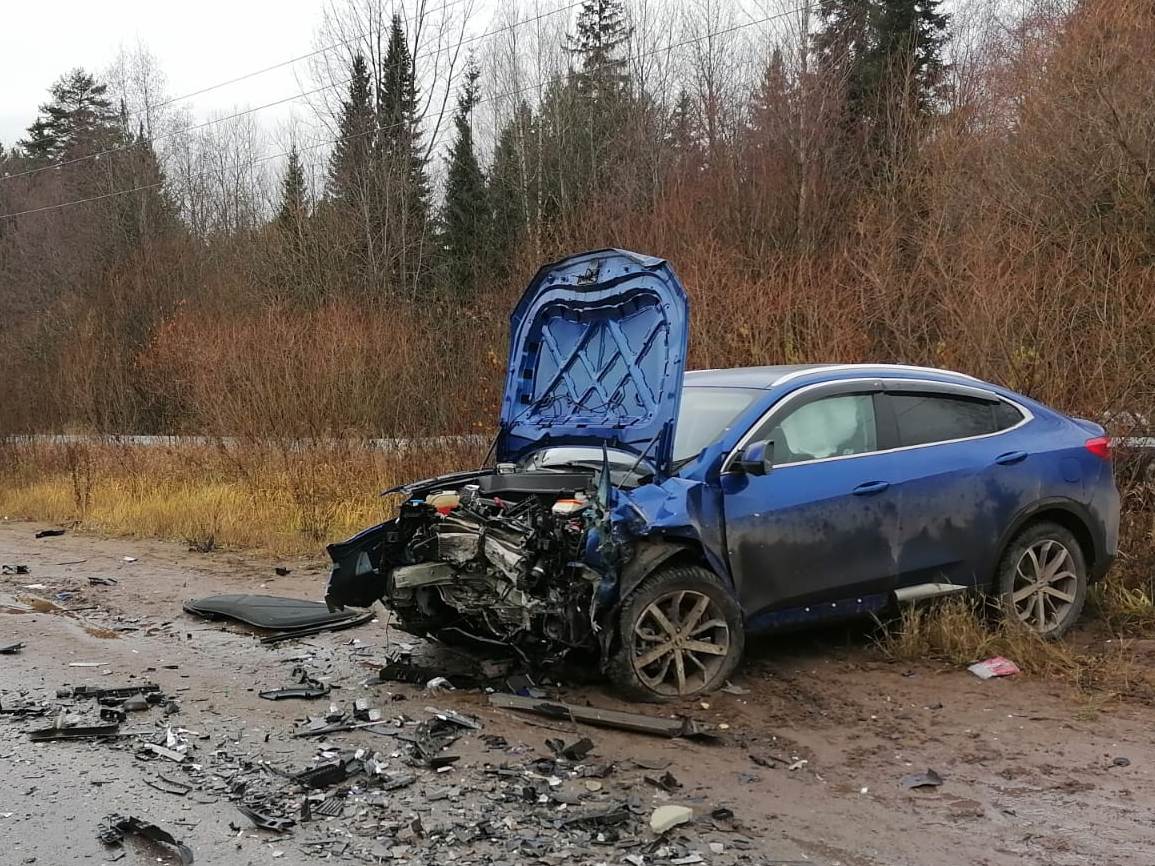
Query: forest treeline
0 0 1153 440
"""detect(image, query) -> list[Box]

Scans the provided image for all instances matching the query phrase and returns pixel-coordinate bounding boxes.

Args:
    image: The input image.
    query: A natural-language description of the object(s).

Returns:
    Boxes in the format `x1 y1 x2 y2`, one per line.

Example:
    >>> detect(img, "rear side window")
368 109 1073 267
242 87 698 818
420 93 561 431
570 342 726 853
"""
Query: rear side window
890 392 1022 447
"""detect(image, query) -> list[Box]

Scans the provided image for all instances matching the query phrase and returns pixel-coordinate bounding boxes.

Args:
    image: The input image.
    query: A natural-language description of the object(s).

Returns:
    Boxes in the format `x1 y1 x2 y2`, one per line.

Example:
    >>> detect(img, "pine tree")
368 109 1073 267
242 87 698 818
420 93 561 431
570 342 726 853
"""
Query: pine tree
19 69 121 161
327 53 374 203
440 60 489 294
278 144 309 229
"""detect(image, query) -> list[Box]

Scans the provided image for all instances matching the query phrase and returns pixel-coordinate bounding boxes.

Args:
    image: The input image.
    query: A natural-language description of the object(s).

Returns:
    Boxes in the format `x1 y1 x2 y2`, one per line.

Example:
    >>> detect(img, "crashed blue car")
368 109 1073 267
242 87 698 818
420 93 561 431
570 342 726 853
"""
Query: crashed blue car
326 249 1119 699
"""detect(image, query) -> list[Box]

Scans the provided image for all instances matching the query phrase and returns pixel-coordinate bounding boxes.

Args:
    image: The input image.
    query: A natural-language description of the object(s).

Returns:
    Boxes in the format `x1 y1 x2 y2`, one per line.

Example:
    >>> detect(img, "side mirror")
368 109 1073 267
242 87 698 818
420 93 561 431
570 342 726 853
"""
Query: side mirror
737 439 774 476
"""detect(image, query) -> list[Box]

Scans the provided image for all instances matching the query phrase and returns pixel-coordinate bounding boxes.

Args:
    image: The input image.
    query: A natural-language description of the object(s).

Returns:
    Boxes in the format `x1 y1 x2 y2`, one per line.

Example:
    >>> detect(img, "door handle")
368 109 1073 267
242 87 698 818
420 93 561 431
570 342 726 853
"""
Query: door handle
995 451 1028 466
852 480 890 496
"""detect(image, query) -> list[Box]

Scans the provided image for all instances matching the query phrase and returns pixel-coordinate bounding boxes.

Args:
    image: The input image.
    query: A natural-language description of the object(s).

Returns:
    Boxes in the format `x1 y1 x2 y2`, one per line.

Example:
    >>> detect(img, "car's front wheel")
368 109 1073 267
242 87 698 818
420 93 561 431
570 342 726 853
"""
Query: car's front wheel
609 564 744 701
996 521 1088 638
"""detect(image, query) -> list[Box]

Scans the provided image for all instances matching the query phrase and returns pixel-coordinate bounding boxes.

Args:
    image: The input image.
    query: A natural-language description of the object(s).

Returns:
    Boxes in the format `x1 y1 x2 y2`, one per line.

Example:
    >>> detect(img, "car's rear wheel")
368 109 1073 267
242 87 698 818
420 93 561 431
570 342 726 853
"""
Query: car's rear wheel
609 565 744 701
995 521 1087 638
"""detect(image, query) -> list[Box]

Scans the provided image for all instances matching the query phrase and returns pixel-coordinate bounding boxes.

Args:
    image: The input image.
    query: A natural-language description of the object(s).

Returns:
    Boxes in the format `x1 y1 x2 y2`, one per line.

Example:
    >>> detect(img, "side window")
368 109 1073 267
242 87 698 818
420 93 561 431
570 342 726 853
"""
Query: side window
756 393 878 465
890 392 1010 446
993 400 1025 431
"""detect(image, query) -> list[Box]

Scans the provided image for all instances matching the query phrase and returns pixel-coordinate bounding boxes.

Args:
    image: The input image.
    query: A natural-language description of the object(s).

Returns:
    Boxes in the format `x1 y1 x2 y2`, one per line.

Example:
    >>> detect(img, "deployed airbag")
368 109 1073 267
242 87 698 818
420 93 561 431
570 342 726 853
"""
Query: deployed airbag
183 594 362 630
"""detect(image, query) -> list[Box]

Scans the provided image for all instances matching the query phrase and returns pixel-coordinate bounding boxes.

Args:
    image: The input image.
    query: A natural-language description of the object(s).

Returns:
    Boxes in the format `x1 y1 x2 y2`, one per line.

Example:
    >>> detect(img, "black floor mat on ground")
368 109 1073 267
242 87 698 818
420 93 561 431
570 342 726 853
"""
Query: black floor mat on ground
183 594 361 630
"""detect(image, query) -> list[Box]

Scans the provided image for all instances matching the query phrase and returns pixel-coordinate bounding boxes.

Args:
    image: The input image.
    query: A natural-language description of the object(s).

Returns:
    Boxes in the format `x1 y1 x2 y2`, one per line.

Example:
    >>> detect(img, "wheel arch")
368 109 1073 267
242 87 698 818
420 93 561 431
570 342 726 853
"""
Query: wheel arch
616 538 718 604
596 538 720 670
993 499 1101 585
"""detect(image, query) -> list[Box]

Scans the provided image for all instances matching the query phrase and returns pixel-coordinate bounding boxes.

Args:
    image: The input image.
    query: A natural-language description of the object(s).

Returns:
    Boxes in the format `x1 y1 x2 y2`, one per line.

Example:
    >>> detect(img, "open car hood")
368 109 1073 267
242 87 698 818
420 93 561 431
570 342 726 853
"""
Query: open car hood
497 249 688 477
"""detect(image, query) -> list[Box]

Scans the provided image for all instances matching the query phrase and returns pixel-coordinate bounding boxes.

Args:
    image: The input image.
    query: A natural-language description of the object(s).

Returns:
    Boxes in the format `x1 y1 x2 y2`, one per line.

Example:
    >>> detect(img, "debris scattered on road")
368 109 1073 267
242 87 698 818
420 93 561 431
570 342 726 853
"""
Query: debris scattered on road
184 593 362 631
427 706 481 729
650 804 693 834
123 694 150 712
67 661 109 667
645 770 683 792
141 742 187 763
259 666 331 701
901 769 944 790
0 642 24 655
144 774 193 796
236 803 295 833
1 564 29 575
260 610 375 644
720 682 750 696
547 736 595 761
64 683 160 700
274 566 292 576
122 556 137 562
489 693 709 739
379 658 478 689
88 576 118 586
1112 756 1131 767
34 529 66 538
29 719 121 741
968 657 1021 679
98 814 194 865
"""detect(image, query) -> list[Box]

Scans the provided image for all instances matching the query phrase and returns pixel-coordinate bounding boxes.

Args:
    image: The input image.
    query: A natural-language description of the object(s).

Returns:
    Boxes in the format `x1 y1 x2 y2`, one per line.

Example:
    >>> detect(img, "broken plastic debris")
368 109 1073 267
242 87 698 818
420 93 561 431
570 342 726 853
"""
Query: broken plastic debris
425 676 454 692
98 814 193 864
650 804 693 834
968 657 1021 679
901 769 944 790
35 528 66 538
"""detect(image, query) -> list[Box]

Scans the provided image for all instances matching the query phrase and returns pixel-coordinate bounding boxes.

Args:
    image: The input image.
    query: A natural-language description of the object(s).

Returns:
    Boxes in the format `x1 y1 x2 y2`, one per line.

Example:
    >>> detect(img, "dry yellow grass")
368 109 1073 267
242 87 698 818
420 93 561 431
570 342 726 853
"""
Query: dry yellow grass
0 440 482 556
878 596 1155 701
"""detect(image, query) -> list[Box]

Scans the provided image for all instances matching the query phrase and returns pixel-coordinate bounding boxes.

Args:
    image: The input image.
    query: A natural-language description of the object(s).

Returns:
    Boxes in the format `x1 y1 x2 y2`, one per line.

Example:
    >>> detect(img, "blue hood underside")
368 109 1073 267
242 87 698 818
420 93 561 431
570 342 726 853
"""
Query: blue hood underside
496 250 689 478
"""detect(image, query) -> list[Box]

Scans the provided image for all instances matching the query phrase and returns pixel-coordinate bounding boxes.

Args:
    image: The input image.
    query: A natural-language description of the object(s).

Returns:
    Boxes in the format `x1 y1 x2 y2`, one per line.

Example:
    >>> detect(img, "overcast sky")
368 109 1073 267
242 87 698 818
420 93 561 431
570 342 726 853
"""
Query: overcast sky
0 0 330 147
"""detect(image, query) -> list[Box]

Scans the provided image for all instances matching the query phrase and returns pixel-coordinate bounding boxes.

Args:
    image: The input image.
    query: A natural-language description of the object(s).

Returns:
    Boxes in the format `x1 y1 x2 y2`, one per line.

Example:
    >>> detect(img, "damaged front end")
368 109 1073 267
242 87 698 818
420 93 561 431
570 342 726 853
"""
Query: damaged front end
326 467 625 664
327 248 691 670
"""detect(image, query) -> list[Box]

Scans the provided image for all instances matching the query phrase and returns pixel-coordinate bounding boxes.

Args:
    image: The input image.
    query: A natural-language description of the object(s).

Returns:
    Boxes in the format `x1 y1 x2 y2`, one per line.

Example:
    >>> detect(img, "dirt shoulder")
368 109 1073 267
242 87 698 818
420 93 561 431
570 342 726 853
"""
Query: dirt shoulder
1 519 1153 866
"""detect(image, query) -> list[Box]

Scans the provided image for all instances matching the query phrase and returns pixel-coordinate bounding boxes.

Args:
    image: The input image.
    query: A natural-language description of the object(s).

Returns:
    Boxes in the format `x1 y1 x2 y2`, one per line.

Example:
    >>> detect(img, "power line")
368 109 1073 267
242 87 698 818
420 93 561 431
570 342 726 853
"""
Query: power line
1 0 586 186
136 0 477 119
0 5 812 222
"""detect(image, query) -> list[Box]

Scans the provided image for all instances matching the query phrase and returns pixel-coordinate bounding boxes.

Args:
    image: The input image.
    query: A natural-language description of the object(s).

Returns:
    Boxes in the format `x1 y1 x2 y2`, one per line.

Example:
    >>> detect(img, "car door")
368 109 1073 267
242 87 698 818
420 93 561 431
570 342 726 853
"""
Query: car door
880 383 1035 590
720 382 903 622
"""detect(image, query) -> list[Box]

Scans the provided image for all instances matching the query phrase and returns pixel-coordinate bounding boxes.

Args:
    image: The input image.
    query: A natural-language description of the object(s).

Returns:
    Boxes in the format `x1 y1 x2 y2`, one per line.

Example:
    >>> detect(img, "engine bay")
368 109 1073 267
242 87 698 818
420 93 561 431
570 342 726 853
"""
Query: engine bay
326 468 612 662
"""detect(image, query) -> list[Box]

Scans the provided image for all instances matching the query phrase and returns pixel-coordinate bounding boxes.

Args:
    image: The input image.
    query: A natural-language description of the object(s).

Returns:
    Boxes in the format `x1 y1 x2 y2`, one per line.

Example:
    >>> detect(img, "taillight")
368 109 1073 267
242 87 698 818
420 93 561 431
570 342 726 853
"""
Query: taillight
1085 436 1113 460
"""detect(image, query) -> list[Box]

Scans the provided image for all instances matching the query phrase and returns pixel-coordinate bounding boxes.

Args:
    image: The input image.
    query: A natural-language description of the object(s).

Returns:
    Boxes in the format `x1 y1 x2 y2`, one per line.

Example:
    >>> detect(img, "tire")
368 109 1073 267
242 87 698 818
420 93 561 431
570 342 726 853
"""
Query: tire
609 564 744 702
995 521 1088 638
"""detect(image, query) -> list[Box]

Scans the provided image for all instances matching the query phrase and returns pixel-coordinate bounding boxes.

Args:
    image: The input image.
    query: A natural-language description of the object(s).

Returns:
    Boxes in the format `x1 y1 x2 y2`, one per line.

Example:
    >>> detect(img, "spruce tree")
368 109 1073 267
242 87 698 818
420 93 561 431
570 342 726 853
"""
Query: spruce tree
278 144 309 229
327 53 374 203
440 60 489 294
667 88 703 169
814 0 948 125
566 0 633 101
377 14 431 293
488 103 535 279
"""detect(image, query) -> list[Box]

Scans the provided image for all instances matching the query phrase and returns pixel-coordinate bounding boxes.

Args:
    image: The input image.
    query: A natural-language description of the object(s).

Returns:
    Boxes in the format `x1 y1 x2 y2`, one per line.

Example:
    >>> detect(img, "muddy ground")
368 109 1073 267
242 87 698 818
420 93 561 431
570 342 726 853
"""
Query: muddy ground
1 519 1154 866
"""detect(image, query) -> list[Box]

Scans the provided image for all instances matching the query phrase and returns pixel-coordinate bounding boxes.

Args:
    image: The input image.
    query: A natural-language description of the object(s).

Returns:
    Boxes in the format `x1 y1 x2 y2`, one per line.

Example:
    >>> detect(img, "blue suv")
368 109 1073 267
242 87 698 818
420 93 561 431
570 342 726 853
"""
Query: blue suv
327 250 1120 699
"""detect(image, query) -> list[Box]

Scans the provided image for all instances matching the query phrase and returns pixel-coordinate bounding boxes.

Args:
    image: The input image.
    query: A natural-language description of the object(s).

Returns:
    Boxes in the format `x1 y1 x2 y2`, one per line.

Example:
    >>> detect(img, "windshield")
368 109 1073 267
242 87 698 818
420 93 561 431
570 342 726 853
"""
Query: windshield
672 386 762 463
517 386 762 475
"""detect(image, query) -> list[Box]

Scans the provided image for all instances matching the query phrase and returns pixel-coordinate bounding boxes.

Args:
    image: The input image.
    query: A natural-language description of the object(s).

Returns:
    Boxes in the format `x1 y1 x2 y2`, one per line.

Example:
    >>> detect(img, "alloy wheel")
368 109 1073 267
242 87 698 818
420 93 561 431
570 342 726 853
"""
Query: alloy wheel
631 589 731 696
1011 539 1079 634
